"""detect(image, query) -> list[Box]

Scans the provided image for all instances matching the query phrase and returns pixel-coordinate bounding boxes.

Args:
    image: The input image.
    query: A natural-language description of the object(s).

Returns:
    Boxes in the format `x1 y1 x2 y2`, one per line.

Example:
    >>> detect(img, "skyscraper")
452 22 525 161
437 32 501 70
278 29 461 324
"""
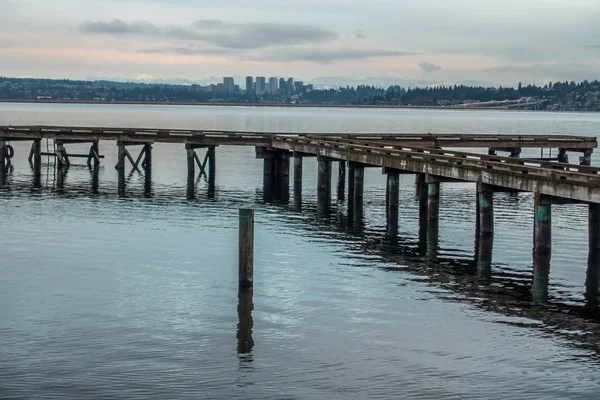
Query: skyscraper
223 77 235 94
279 78 286 95
286 77 294 96
245 76 254 94
268 77 278 95
255 77 266 95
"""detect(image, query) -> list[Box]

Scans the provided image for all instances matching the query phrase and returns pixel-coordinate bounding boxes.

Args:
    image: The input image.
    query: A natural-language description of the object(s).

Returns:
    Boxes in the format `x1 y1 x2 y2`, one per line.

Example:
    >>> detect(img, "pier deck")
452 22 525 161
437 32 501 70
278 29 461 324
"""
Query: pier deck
1 124 599 305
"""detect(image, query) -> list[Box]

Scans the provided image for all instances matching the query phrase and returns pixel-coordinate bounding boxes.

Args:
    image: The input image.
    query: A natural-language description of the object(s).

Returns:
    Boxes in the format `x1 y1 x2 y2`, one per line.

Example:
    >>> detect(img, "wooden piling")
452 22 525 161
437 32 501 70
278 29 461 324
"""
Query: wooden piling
581 149 593 166
144 144 152 194
427 180 440 221
92 141 100 167
478 182 494 238
293 153 303 191
534 192 552 255
338 160 346 201
347 163 355 207
317 158 332 204
239 209 254 288
386 170 400 214
208 146 216 184
558 148 568 163
0 139 5 185
116 142 126 170
590 204 600 251
33 139 42 188
279 151 290 201
352 163 364 212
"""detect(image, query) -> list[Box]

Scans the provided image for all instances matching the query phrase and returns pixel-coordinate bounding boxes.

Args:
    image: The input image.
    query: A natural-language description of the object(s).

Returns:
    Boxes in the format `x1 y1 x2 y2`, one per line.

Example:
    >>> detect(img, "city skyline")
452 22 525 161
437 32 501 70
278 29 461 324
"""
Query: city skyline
1 0 599 86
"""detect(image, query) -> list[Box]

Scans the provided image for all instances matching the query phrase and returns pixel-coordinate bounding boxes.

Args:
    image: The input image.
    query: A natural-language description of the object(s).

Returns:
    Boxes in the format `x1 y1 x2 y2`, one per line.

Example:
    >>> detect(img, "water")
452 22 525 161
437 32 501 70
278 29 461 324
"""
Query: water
2 103 600 399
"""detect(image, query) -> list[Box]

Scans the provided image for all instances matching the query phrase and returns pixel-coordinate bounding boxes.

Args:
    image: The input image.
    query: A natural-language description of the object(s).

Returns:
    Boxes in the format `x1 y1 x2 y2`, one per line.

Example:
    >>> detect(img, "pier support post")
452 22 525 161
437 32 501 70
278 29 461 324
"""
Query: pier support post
33 138 42 188
558 148 569 163
186 144 195 198
416 173 428 254
427 179 440 222
56 140 70 168
208 146 216 185
386 169 400 238
337 160 346 201
352 163 365 219
277 151 290 202
263 155 275 201
239 209 254 288
144 144 152 195
586 204 600 307
533 192 552 255
293 153 303 193
478 182 494 238
348 163 355 209
0 139 6 186
580 150 592 166
317 157 332 205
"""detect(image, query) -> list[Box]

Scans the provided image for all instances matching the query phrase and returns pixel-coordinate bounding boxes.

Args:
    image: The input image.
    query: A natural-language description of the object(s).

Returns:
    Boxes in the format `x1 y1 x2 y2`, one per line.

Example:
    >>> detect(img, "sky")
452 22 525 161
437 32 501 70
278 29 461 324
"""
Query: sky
0 0 599 87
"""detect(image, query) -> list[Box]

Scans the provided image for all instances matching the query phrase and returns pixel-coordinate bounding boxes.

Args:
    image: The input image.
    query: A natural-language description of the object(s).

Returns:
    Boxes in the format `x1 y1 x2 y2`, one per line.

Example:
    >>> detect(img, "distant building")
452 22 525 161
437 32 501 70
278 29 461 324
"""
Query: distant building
268 77 278 95
294 81 305 93
255 77 266 95
286 77 294 96
279 78 286 95
223 77 235 94
245 76 254 94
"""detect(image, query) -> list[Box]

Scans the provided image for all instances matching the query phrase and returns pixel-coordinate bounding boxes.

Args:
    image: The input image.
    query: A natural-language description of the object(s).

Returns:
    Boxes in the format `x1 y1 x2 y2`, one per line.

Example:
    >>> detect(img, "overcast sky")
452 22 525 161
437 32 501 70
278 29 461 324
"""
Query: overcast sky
1 0 599 86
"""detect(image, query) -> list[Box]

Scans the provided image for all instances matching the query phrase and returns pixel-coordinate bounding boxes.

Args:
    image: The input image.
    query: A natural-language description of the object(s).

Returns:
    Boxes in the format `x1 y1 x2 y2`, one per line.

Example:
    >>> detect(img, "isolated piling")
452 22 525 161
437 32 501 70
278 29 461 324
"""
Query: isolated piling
239 209 255 288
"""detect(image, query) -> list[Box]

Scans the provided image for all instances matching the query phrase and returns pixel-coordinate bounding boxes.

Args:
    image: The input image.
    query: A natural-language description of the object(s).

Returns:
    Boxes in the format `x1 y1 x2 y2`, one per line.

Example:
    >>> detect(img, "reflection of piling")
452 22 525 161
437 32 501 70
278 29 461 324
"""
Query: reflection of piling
532 251 551 304
237 288 254 356
239 209 254 288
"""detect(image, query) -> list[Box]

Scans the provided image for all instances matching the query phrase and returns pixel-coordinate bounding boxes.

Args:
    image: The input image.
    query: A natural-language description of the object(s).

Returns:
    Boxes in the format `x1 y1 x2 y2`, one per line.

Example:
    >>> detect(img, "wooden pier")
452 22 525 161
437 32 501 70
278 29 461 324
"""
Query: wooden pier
1 125 599 303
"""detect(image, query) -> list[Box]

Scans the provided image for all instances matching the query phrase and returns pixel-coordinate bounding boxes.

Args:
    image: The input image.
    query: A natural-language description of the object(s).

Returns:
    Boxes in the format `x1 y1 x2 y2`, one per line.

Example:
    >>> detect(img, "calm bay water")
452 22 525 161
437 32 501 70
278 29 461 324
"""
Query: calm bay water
2 103 600 399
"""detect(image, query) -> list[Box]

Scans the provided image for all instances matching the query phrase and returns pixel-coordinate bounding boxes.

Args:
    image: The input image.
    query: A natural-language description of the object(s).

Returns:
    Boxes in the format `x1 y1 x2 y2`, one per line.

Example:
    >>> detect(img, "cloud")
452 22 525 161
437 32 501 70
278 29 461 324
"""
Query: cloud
353 30 367 39
419 62 442 73
258 48 416 63
138 47 234 55
585 45 600 49
79 19 339 49
80 19 161 35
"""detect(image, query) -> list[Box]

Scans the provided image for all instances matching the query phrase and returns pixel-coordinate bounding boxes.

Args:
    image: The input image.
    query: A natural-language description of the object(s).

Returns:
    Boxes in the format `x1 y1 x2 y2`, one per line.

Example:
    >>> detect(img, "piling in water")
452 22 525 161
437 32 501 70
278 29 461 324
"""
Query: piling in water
239 209 255 288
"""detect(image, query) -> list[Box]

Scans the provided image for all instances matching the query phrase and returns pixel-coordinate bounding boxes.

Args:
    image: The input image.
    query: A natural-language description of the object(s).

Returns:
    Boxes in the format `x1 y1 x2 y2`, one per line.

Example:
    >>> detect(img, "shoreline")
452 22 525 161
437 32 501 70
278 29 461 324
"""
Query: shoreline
0 98 564 112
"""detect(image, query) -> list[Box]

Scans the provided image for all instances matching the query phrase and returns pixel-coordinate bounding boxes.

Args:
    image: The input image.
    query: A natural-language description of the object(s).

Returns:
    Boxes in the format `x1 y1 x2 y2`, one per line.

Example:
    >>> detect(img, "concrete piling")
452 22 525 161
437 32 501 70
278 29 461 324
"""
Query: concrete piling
239 209 254 288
